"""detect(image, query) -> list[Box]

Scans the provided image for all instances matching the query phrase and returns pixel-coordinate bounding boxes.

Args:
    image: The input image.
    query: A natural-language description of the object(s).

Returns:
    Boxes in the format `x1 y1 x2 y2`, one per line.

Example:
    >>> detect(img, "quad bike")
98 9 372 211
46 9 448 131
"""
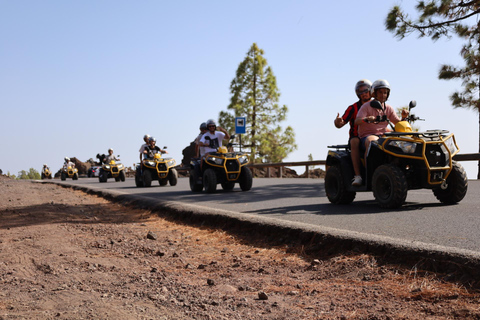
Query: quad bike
60 165 79 181
189 137 253 193
41 167 52 179
325 100 468 208
99 158 126 183
135 151 177 187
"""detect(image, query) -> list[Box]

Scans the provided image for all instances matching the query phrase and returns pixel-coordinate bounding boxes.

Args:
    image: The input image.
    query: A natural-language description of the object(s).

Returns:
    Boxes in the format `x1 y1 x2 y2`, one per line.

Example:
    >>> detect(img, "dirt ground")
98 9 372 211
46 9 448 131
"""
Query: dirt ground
1 176 480 319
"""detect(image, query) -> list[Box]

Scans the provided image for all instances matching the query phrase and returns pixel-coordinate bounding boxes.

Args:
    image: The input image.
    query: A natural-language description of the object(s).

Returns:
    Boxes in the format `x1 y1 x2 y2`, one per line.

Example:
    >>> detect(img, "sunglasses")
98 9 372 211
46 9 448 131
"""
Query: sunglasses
357 89 370 95
208 125 215 128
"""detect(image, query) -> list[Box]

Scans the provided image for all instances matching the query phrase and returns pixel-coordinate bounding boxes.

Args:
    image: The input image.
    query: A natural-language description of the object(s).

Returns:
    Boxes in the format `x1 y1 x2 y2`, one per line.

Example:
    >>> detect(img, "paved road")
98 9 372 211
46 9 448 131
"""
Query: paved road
57 177 480 255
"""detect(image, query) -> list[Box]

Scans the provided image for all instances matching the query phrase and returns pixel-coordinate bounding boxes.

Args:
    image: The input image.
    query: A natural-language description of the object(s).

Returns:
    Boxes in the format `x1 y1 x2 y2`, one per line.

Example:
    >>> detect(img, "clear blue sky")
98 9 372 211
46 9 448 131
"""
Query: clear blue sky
1 0 478 178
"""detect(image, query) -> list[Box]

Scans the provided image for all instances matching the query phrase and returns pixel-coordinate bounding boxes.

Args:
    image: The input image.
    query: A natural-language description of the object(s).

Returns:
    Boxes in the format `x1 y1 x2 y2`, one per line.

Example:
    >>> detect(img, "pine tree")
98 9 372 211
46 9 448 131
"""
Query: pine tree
386 0 480 178
219 43 297 163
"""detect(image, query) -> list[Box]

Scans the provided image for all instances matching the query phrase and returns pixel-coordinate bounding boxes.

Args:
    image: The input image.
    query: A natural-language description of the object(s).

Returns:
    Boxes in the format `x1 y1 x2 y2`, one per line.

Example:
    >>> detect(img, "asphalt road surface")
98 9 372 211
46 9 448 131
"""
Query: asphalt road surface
57 177 480 255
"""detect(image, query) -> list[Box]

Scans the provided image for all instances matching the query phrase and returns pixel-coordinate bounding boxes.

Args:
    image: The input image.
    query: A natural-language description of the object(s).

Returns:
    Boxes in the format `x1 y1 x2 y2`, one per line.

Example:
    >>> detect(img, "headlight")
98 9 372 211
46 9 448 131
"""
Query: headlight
117 164 124 169
167 160 176 167
388 140 418 154
210 157 224 165
444 136 458 155
238 155 249 164
104 165 111 170
146 161 155 167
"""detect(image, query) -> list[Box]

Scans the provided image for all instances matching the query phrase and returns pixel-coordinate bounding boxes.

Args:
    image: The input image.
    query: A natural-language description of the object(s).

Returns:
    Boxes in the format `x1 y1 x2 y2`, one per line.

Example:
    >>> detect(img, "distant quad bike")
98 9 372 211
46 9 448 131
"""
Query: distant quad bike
99 159 126 183
135 152 178 187
325 100 468 208
41 168 52 179
61 165 79 181
189 140 253 193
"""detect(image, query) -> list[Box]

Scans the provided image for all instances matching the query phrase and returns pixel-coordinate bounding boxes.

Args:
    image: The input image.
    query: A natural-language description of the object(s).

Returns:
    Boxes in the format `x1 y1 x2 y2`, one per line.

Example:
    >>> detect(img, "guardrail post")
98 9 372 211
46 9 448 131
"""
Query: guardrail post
305 165 309 178
267 167 271 177
278 166 282 178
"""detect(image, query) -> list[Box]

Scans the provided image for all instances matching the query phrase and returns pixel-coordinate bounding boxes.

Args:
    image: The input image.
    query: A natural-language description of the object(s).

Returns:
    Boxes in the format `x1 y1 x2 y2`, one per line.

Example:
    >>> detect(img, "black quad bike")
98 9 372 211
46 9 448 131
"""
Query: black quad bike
135 152 178 187
99 157 126 183
189 138 253 193
325 100 468 208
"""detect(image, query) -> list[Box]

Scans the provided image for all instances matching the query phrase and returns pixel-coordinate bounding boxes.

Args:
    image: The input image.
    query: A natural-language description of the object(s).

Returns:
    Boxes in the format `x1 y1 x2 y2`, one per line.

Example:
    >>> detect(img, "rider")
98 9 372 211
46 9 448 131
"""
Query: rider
195 122 208 158
334 79 372 186
105 148 119 163
143 137 168 159
139 134 150 162
355 79 409 160
199 119 230 154
64 157 75 169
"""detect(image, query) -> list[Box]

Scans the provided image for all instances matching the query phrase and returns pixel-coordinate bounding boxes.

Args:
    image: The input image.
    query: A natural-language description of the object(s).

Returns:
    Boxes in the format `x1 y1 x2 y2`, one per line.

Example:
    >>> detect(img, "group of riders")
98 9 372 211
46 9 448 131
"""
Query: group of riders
52 79 405 184
334 79 409 186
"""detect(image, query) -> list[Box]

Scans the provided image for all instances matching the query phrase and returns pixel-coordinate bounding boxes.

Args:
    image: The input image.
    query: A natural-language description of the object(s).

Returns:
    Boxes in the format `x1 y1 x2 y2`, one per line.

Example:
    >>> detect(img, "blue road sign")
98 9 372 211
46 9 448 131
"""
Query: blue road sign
235 117 246 134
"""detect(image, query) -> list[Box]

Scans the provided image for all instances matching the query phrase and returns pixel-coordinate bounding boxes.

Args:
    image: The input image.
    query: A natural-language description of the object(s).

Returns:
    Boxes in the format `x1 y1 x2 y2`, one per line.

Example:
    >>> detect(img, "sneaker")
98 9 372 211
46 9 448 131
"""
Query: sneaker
352 175 362 186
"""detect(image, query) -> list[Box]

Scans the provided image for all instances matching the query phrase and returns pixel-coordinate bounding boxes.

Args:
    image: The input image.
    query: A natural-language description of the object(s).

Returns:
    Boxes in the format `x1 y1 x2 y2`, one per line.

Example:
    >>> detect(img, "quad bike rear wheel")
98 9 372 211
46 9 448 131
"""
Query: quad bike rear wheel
324 165 355 204
61 172 66 181
433 161 468 204
189 169 203 192
99 170 108 183
203 168 217 193
239 167 253 191
372 164 407 208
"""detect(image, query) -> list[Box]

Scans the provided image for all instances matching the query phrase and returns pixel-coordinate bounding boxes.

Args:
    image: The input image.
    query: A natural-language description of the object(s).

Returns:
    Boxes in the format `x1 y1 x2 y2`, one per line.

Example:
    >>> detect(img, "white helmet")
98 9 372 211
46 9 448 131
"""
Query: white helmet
143 134 151 141
108 148 113 152
371 79 390 98
64 157 70 162
355 79 372 98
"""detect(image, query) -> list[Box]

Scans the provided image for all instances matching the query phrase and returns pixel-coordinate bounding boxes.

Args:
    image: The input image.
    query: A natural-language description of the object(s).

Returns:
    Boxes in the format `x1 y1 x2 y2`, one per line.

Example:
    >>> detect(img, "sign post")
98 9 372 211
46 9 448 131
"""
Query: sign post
235 117 246 152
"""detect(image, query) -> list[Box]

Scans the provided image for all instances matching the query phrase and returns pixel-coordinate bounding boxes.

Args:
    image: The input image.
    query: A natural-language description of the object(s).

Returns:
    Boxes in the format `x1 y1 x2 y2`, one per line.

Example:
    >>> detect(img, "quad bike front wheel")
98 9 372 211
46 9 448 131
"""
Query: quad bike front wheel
143 170 152 187
433 161 468 204
372 164 407 208
239 167 253 191
203 168 217 193
189 169 203 192
119 170 126 182
168 168 178 186
324 165 355 204
135 169 144 187
73 173 78 180
159 179 168 186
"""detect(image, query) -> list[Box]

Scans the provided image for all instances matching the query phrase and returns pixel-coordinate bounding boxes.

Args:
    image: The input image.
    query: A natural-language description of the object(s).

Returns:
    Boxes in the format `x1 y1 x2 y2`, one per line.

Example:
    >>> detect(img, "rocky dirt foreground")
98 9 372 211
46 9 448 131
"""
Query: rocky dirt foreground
1 176 479 320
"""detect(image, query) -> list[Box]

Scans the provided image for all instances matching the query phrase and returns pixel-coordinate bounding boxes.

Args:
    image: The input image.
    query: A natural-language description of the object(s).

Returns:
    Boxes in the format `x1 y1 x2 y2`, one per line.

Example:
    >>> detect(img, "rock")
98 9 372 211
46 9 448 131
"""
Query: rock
146 231 157 240
258 291 269 300
207 279 215 286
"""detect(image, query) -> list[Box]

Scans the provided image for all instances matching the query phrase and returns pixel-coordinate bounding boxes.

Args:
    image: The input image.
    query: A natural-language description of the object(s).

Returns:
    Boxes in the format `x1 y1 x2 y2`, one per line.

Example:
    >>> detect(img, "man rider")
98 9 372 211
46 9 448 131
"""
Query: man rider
64 157 75 169
334 79 372 186
105 148 119 163
195 122 208 158
143 137 168 159
199 119 230 154
139 134 150 162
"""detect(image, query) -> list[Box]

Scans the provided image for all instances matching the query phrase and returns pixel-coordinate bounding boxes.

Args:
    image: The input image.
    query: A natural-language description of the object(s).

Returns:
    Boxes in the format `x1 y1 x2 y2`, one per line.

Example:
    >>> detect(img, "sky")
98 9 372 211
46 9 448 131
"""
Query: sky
1 0 479 178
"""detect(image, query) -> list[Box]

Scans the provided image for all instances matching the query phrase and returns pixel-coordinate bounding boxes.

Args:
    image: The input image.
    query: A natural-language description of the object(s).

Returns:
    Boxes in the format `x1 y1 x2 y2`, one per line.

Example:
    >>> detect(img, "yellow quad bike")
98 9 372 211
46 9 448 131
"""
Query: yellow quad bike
61 165 79 181
99 159 126 183
189 144 252 193
135 153 178 187
41 168 52 179
325 100 468 208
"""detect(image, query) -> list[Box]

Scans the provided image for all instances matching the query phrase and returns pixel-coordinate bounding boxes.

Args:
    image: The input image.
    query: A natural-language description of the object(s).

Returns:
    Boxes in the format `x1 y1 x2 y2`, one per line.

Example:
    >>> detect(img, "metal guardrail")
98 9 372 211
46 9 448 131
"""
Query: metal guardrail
175 153 480 178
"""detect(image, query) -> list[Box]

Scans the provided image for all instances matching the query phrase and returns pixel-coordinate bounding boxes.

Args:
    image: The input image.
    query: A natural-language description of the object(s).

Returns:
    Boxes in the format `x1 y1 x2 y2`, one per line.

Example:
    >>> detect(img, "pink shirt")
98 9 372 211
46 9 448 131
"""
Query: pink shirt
356 101 401 139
